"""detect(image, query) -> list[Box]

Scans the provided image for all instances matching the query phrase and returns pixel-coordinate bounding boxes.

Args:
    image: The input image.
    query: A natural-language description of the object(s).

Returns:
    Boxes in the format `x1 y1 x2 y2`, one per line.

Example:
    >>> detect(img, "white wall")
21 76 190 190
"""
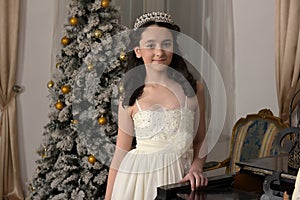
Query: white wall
233 0 278 120
17 0 278 194
17 0 55 194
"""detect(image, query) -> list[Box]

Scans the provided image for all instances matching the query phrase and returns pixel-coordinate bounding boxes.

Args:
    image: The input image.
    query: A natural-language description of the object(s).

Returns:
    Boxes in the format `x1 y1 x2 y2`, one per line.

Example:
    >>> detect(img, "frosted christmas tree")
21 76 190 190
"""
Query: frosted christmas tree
28 0 128 199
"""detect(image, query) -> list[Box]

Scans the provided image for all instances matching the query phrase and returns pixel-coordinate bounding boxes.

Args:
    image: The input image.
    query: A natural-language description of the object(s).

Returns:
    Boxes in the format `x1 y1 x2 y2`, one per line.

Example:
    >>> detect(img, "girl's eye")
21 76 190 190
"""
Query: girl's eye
145 43 155 49
162 42 172 49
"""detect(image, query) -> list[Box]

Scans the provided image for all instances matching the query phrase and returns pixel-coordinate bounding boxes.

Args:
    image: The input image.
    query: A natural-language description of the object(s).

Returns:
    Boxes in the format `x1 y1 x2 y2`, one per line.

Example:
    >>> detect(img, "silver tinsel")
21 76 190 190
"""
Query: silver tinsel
71 189 85 200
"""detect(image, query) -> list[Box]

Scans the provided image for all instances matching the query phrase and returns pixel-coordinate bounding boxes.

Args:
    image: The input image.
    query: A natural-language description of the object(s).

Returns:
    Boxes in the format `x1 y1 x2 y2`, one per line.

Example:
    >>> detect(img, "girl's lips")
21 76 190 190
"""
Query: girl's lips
153 59 166 62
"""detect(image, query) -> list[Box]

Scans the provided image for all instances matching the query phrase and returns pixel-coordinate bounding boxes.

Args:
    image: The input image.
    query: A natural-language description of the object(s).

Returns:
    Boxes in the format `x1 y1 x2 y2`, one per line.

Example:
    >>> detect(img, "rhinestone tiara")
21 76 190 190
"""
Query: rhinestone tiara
134 12 175 30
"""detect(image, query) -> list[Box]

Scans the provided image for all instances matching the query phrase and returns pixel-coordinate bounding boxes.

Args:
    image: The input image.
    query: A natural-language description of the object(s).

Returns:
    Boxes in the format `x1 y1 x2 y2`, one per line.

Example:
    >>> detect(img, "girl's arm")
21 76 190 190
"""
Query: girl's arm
180 81 208 190
105 103 134 200
105 129 133 200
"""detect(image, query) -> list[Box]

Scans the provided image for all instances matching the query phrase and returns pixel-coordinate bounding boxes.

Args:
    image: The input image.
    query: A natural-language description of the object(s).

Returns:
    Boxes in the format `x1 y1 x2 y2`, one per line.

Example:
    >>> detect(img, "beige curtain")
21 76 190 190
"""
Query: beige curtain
200 0 235 148
0 0 24 199
276 0 300 124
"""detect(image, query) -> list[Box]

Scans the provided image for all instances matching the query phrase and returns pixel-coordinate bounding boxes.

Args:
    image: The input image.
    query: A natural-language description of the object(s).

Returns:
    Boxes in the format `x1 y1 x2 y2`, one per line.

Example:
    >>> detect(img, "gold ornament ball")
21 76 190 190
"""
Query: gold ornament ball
28 184 35 192
119 52 128 62
88 155 96 164
41 147 47 158
101 0 110 8
61 85 71 94
71 119 78 124
55 101 64 110
98 116 107 125
61 36 70 46
118 84 124 94
94 30 102 38
87 63 94 71
69 16 78 26
56 62 61 69
47 80 54 89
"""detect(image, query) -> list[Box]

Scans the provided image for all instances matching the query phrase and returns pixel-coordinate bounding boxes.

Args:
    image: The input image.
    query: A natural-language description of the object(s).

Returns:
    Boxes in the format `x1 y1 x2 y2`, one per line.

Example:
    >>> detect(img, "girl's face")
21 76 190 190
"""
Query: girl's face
134 25 174 68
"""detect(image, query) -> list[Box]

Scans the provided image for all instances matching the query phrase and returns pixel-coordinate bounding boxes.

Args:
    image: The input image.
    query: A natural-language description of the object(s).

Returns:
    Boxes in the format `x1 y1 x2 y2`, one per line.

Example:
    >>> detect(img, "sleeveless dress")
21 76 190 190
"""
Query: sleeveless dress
111 97 195 200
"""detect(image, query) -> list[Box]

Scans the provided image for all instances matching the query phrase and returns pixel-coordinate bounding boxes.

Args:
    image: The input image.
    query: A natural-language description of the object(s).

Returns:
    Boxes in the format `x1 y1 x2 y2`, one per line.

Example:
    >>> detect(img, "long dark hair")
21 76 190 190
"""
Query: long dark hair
121 21 197 107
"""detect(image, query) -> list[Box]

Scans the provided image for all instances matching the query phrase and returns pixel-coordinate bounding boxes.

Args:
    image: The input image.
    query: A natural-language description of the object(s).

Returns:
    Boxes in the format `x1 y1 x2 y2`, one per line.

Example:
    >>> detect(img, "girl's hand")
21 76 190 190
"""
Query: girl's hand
180 169 208 191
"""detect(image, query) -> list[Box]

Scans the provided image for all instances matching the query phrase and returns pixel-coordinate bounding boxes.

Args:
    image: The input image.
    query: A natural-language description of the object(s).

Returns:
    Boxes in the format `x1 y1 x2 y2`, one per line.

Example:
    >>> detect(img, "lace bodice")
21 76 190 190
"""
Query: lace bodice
132 98 195 146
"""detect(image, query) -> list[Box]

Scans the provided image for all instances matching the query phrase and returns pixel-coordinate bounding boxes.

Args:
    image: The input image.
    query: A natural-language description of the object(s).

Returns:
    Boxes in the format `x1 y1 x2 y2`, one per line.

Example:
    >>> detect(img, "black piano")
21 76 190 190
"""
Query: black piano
156 154 296 200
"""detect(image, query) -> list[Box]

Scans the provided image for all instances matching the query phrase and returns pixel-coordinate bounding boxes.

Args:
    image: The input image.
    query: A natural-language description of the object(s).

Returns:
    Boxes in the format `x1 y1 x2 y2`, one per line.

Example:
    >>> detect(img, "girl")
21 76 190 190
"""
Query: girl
105 11 208 200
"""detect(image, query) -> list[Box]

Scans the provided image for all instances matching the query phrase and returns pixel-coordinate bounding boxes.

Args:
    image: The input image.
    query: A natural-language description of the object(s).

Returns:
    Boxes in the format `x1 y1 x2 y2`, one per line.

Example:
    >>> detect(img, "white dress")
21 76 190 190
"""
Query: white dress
111 98 195 200
292 168 300 200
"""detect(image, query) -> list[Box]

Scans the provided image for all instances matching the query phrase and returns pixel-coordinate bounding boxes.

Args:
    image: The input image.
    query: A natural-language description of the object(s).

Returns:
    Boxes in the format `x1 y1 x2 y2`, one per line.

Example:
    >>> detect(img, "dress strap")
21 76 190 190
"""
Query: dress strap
136 99 142 111
184 96 188 109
